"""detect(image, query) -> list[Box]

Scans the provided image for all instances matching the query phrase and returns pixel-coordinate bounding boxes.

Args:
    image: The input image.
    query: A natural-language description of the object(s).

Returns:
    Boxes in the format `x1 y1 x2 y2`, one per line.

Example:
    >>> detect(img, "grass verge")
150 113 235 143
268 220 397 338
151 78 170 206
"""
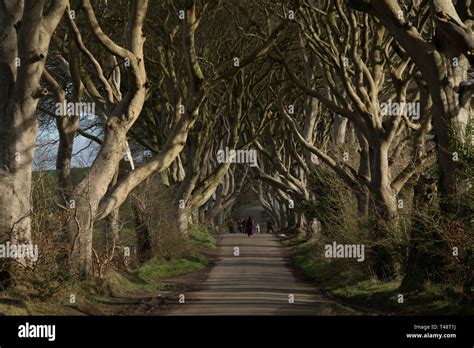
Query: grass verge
0 224 217 315
104 223 216 297
284 237 472 315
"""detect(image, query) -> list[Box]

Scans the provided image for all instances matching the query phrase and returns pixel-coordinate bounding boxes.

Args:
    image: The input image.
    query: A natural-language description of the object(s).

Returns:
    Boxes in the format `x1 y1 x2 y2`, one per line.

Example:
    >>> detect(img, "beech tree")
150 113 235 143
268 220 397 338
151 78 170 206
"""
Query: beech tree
349 0 473 215
0 0 68 281
261 1 435 278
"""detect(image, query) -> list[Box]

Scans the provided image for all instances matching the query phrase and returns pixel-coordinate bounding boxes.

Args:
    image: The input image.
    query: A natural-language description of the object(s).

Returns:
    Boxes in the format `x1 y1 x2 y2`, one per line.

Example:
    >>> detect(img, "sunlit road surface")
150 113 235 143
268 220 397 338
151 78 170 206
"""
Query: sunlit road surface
165 233 332 315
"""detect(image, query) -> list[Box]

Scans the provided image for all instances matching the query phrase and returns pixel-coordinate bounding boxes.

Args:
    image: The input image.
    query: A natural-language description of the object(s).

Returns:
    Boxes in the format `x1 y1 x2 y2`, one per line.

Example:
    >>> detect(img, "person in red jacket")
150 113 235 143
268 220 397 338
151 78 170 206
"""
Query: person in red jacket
246 217 253 238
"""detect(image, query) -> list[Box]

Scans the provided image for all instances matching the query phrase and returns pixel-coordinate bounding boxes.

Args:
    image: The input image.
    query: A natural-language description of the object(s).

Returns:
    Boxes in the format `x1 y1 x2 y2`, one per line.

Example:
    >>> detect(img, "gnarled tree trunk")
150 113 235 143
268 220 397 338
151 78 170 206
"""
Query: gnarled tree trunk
0 1 68 285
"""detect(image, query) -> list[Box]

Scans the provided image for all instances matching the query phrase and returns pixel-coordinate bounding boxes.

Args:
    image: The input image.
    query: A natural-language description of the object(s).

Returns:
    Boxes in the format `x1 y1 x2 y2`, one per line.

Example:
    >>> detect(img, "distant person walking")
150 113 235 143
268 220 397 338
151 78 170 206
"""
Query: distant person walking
237 219 243 233
246 217 254 238
266 219 275 233
227 218 236 234
256 223 261 234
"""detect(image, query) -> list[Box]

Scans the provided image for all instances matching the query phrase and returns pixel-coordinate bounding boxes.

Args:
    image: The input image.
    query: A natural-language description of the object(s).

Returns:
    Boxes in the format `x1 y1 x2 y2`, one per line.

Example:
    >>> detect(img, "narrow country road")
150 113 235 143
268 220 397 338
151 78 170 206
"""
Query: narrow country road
165 207 334 315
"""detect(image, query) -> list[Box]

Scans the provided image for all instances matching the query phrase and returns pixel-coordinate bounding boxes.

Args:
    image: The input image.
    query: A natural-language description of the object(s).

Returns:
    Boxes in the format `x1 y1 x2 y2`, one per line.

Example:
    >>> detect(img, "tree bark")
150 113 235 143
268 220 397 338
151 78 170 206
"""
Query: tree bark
368 142 399 280
0 1 68 283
